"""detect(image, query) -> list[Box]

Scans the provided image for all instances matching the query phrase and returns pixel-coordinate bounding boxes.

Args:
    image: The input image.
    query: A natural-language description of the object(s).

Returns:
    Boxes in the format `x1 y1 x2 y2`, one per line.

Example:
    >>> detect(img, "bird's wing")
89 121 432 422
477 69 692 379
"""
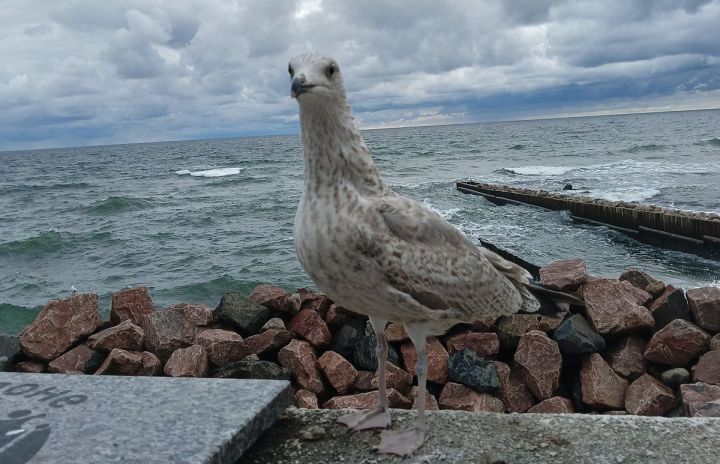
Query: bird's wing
360 192 539 320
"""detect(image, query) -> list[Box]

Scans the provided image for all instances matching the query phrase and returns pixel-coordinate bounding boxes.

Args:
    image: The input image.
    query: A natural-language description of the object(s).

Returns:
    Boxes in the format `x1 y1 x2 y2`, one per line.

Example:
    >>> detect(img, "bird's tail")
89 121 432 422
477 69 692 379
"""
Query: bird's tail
519 282 585 317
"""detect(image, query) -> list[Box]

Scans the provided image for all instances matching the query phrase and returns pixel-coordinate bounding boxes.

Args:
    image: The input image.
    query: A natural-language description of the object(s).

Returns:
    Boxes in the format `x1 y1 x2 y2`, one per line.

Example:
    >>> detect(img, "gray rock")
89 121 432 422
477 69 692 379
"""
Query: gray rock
214 358 291 380
0 372 289 463
0 334 20 359
554 314 606 355
215 292 271 336
710 333 720 352
352 333 400 371
329 318 366 360
649 285 691 330
661 368 691 389
448 349 500 393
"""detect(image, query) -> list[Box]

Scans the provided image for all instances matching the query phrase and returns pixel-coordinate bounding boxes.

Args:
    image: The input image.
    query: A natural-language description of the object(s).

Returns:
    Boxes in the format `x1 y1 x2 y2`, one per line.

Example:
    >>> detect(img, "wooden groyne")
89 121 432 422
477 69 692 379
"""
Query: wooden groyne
457 181 720 261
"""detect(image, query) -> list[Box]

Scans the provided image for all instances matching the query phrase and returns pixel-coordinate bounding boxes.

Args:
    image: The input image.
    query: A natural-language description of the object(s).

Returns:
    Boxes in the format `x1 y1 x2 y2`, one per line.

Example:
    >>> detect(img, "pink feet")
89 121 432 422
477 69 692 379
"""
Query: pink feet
337 408 391 431
376 428 426 456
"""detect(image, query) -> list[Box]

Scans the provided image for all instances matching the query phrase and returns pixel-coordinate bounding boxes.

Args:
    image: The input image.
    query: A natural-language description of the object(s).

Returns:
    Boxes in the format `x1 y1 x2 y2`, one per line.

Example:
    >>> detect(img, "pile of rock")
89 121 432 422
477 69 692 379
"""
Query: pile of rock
6 260 720 417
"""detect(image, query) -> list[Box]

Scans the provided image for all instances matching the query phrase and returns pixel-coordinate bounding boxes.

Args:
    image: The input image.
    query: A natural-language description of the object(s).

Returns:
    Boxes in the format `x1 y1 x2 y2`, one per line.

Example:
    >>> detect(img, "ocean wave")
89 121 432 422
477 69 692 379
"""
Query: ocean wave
0 230 110 258
569 187 661 203
508 144 526 150
0 303 41 335
495 165 575 176
87 196 154 214
694 137 720 147
621 144 668 153
0 182 94 194
175 167 243 178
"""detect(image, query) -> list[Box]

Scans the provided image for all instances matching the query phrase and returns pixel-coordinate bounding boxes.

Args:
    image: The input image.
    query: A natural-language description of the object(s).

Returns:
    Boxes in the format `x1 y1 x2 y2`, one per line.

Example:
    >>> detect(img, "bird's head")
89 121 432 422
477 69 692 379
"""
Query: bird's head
288 53 345 102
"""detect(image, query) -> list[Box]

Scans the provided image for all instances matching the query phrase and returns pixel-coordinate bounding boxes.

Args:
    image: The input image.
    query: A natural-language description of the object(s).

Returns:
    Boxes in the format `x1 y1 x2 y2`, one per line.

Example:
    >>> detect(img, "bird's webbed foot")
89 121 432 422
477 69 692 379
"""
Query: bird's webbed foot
376 427 426 456
337 407 391 431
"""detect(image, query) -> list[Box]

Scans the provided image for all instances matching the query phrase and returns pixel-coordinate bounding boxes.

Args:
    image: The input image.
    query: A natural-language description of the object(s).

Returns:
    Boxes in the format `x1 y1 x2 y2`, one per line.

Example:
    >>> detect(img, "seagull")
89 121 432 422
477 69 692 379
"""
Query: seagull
289 52 581 456
70 285 77 295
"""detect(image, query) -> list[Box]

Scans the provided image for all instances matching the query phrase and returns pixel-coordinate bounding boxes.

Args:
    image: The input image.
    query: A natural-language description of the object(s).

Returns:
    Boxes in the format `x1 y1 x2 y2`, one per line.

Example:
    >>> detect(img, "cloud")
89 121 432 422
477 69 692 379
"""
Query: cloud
0 0 718 150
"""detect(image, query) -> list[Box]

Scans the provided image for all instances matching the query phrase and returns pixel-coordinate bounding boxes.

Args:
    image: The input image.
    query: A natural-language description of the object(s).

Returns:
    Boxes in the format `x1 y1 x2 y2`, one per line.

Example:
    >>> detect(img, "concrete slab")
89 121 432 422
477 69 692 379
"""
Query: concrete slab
242 408 720 464
0 373 289 463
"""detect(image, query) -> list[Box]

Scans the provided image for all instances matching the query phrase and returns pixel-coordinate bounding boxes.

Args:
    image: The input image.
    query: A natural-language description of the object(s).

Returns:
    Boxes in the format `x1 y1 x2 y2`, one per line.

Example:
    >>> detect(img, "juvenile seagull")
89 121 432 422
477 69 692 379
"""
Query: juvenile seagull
290 52 579 456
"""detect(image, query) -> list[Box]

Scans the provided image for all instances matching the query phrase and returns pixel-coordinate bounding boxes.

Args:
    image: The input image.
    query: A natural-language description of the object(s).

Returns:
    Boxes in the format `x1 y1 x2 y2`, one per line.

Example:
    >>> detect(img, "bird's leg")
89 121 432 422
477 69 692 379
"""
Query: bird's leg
337 316 391 431
377 325 427 456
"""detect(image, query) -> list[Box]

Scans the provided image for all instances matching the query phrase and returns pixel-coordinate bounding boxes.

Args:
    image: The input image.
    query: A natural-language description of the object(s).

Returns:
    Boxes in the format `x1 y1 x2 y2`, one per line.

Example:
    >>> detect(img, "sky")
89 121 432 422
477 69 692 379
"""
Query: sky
1 0 719 151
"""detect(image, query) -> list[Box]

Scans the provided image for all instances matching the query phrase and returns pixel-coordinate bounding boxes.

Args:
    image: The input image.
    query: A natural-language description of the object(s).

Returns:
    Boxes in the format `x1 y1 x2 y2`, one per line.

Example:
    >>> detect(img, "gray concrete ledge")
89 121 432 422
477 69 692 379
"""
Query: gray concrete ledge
242 408 720 464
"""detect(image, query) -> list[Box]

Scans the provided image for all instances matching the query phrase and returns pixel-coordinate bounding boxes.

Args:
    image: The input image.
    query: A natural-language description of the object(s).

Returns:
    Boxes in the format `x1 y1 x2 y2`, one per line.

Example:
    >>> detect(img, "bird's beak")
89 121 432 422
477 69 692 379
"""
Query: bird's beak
291 76 314 98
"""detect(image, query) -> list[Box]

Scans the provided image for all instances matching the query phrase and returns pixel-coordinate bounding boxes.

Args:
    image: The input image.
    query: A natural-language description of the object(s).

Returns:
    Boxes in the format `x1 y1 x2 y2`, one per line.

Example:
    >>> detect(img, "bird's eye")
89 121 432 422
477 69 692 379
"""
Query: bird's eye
326 64 336 78
288 64 294 76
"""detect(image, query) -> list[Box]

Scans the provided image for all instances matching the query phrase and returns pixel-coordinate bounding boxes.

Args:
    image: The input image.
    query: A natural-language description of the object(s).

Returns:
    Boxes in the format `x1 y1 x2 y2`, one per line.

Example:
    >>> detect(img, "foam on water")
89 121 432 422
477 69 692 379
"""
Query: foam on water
497 165 576 176
175 167 243 177
567 187 662 203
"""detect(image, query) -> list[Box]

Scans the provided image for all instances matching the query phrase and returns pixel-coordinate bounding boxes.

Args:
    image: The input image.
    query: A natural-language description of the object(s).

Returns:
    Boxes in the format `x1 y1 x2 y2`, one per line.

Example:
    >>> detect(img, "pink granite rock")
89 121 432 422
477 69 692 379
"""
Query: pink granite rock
278 339 325 394
288 289 333 316
493 361 535 413
352 371 375 392
400 337 448 384
606 336 648 380
539 258 588 291
648 285 690 330
583 279 654 335
643 319 710 366
16 361 45 373
322 388 411 409
20 293 103 361
527 396 574 414
693 350 720 385
87 320 145 352
407 385 440 411
446 331 500 357
438 382 503 412
288 309 332 349
110 287 155 325
260 317 286 332
95 348 161 376
48 345 101 374
687 287 720 333
242 329 294 357
324 304 348 330
194 329 245 366
163 345 208 377
248 284 290 312
580 353 629 410
371 362 412 394
514 330 561 400
680 382 720 417
295 389 319 409
625 374 676 416
384 323 408 343
317 351 357 394
141 303 213 360
497 313 564 349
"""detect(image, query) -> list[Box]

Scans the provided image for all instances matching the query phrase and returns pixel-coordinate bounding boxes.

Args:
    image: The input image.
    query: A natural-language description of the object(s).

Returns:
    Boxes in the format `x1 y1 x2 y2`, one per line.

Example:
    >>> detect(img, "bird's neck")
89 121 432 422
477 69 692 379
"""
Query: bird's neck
299 98 386 196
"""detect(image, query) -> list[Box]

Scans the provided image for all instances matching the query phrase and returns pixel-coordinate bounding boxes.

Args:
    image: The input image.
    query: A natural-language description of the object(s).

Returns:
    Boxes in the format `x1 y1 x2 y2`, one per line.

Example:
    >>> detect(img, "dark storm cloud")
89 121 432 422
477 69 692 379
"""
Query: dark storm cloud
1 0 718 150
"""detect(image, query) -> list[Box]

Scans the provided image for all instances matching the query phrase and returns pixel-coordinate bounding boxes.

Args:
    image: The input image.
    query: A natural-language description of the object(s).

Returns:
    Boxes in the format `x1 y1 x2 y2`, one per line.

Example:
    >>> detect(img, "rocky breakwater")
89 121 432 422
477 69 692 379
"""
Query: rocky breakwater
5 264 720 418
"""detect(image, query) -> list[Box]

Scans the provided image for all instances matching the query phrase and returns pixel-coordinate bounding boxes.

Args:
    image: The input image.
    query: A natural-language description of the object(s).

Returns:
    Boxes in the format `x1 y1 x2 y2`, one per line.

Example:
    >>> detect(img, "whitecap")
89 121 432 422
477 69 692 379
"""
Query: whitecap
500 165 575 176
573 187 661 203
175 167 243 178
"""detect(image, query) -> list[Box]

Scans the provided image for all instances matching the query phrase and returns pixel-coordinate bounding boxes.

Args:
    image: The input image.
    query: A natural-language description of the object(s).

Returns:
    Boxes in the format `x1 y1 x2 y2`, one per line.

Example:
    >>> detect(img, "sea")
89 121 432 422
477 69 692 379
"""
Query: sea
1 109 720 334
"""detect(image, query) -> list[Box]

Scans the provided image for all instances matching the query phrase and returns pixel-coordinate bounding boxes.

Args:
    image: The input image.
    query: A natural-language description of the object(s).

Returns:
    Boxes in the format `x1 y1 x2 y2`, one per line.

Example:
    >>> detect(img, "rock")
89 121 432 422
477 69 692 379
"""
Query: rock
625 374 676 416
110 287 155 325
297 425 326 442
288 289 333 317
295 389 319 409
438 382 504 412
407 385 440 411
87 320 145 352
580 353 629 410
0 334 20 359
370 361 413 394
242 329 294 357
352 371 375 392
260 317 286 332
248 284 289 313
553 314 605 355
527 396 574 414
288 309 332 349
194 329 245 366
446 331 500 357
163 345 208 377
710 333 720 351
322 388 411 409
142 303 213 360
48 345 103 374
693 350 720 385
496 313 564 350
215 292 270 335
563 183 573 190
16 361 46 373
95 349 161 376
649 285 691 330
606 336 647 380
583 279 654 335
493 361 535 413
384 323 408 343
619 268 657 291
324 304 348 329
330 318 366 360
645 280 666 298
278 339 325 394
680 382 720 417
317 351 357 394
352 333 400 371
468 316 499 332
213 358 290 380
687 287 720 333
661 367 691 389
20 293 103 361
400 337 448 384
643 319 710 366
539 258 587 291
514 330 561 400
448 349 500 392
